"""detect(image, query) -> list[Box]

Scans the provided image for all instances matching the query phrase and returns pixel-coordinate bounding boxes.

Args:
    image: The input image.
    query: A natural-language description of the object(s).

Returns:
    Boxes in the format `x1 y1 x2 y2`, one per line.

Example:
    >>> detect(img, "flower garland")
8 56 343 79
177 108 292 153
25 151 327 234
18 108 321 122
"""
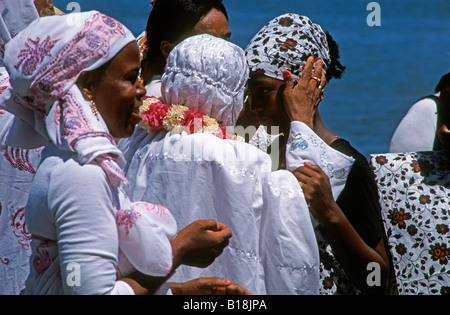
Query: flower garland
138 96 244 141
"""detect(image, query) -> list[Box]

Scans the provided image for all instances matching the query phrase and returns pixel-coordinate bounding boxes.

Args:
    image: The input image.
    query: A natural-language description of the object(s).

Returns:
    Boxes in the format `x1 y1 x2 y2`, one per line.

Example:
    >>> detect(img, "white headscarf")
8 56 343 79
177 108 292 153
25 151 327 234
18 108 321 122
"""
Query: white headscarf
161 34 249 127
0 11 136 186
0 0 39 67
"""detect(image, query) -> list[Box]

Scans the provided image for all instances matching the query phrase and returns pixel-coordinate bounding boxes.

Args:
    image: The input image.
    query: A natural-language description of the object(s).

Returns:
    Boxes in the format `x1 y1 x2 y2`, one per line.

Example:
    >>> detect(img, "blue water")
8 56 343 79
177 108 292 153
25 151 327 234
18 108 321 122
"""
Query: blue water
53 0 450 158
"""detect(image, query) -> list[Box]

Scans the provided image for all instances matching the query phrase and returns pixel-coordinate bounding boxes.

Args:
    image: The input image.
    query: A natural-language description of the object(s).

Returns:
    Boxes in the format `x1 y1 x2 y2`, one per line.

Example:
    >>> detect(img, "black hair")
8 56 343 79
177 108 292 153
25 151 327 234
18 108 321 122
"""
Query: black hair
325 31 346 82
435 72 450 93
145 0 228 74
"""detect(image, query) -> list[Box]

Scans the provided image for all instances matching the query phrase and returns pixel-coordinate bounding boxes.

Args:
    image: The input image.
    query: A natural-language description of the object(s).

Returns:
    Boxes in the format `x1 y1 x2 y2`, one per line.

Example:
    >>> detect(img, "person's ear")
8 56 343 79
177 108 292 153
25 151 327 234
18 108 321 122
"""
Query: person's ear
76 72 94 101
160 40 175 59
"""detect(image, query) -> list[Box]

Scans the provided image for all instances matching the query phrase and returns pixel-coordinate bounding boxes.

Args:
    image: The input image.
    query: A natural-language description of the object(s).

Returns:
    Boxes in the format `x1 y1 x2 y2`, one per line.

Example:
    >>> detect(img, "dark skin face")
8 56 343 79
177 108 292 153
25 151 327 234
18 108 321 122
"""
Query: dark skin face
242 57 326 134
246 73 291 134
438 85 450 158
141 8 231 85
160 8 231 61
78 42 146 139
194 8 231 41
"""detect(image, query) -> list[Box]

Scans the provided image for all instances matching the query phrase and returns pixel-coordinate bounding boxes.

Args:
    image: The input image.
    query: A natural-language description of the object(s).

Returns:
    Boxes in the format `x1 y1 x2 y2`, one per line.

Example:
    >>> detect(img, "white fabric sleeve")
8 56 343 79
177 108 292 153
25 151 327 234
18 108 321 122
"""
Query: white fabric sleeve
107 281 135 295
48 161 126 295
389 97 438 153
116 201 177 278
286 121 355 199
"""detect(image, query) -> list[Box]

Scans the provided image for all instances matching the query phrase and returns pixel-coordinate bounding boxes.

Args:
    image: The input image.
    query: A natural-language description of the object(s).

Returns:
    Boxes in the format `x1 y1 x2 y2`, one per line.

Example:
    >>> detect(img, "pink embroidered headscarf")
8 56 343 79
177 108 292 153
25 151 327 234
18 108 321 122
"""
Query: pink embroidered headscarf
0 11 136 185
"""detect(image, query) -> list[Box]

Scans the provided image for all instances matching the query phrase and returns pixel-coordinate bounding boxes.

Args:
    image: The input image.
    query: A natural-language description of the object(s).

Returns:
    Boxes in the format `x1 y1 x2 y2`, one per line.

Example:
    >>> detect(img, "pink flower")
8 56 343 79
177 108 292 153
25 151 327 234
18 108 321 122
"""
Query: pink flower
141 100 171 131
218 125 228 139
181 109 204 134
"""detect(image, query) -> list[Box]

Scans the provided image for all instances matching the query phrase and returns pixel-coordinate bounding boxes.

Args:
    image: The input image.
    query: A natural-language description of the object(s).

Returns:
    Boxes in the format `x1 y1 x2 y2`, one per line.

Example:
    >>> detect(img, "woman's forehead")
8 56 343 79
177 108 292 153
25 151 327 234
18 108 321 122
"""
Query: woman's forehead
249 73 283 86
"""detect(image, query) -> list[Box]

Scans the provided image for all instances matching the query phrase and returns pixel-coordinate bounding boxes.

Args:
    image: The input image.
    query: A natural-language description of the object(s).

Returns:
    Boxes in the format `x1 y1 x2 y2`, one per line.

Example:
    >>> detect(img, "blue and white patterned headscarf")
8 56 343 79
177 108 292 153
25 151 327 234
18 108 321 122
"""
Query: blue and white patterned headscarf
245 13 330 81
0 11 136 185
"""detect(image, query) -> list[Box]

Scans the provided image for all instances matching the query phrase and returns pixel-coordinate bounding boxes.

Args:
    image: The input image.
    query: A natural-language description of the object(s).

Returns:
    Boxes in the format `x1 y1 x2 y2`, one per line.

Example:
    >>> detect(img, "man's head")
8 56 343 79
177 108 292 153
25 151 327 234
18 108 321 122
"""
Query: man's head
145 0 230 75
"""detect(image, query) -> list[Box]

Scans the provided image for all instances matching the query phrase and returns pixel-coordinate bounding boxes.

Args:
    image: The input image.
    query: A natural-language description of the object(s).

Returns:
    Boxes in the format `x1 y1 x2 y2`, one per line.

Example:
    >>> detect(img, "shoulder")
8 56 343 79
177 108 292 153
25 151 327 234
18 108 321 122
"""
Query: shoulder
51 156 106 181
330 138 368 165
132 131 271 165
330 139 375 184
410 95 439 112
40 152 110 199
400 96 439 124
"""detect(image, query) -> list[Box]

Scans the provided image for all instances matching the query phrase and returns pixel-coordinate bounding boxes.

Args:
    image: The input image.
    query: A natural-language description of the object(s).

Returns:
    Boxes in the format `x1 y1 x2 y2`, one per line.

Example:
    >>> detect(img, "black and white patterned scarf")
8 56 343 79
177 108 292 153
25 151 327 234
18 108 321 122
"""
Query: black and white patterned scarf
245 13 331 81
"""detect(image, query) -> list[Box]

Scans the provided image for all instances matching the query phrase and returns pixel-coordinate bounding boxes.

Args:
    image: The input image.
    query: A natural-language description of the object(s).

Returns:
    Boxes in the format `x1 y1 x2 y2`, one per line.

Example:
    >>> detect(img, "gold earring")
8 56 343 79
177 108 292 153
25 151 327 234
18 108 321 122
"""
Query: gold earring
90 99 99 121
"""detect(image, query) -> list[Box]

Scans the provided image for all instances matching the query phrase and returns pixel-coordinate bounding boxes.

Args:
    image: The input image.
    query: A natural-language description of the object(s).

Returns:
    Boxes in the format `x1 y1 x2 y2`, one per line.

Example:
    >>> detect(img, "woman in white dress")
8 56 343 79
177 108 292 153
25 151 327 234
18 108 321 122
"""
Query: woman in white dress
119 34 354 294
0 11 241 295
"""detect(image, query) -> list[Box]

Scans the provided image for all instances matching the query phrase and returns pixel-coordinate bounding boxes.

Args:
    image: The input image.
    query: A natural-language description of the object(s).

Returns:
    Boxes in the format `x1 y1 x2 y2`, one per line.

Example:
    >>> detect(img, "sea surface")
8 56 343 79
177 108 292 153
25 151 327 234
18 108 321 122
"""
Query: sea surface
53 0 450 158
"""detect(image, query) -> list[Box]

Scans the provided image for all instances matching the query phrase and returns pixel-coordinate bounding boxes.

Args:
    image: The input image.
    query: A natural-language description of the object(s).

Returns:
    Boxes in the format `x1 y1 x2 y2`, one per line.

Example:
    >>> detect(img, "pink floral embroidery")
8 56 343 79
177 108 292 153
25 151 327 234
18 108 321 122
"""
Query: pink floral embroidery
3 146 36 173
11 207 31 250
27 12 126 114
14 36 61 76
116 209 141 236
33 245 52 276
132 202 171 218
54 91 94 139
0 71 10 95
0 257 11 265
94 154 129 186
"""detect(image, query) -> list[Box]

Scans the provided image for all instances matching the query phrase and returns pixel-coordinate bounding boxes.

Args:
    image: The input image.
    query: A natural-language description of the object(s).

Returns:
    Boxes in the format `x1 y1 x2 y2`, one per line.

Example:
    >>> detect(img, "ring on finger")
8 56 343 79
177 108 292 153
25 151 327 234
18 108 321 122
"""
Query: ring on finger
311 76 321 84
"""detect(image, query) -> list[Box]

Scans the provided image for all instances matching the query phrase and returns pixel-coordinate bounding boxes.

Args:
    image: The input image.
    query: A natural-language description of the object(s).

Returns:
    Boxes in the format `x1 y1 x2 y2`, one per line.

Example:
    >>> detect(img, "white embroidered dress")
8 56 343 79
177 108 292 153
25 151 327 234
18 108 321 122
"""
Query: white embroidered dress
0 0 41 295
120 34 354 295
1 11 177 295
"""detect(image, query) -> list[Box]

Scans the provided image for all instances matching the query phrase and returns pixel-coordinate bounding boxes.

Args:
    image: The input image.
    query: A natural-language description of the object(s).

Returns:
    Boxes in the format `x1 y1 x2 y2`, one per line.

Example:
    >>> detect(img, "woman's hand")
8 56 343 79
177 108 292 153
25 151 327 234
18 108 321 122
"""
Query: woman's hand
283 56 326 129
171 219 232 269
169 278 252 295
293 163 391 294
293 162 338 223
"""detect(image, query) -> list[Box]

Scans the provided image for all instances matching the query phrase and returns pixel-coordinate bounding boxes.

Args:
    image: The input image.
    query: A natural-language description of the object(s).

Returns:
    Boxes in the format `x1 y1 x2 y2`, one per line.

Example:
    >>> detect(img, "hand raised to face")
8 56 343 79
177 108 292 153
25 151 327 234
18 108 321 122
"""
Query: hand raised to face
282 56 326 129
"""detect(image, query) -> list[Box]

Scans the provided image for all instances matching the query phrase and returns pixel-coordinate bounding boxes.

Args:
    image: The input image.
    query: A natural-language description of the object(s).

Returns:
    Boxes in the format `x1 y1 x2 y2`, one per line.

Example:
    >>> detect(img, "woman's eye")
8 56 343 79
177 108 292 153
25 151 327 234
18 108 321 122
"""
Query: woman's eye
126 72 139 83
258 87 273 95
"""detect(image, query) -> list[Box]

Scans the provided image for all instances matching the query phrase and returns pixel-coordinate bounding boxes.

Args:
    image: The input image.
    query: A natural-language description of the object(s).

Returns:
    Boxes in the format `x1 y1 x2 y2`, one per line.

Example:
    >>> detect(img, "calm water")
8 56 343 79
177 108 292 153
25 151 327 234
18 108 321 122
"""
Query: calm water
53 0 450 158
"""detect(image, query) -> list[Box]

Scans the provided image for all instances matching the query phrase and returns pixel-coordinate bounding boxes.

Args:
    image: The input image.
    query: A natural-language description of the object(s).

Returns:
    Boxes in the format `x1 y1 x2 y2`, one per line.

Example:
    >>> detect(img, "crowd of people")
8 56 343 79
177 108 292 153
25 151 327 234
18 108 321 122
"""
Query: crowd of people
0 0 448 295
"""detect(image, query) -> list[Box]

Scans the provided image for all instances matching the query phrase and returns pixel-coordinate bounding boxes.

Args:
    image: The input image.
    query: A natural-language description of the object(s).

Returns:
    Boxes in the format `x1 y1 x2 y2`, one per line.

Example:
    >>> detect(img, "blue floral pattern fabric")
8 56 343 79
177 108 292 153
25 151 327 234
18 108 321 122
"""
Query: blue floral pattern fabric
370 151 450 295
